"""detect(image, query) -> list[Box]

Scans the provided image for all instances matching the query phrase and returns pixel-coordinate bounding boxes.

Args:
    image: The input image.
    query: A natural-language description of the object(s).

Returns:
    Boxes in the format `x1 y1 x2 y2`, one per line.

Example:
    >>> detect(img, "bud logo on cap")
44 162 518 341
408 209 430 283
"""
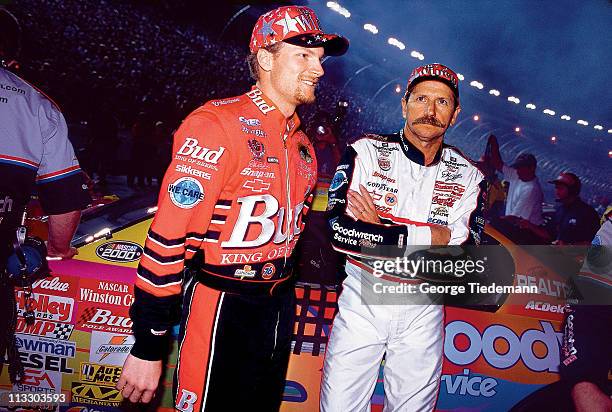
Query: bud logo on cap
407 63 460 97
250 6 348 56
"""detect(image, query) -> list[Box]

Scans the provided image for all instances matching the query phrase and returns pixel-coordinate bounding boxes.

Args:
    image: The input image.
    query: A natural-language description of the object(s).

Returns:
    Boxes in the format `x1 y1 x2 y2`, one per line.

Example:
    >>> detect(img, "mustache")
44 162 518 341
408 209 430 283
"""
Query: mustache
412 116 444 127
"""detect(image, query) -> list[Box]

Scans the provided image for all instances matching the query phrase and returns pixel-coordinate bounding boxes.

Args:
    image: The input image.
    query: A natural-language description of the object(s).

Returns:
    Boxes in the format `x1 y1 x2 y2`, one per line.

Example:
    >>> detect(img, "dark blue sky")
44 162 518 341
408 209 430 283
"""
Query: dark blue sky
307 0 611 197
312 0 611 131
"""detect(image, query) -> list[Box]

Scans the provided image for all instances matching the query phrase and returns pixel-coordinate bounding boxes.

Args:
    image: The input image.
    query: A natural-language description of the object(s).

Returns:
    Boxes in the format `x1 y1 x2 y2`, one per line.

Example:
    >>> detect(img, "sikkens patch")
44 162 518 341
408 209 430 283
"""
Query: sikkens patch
168 177 205 209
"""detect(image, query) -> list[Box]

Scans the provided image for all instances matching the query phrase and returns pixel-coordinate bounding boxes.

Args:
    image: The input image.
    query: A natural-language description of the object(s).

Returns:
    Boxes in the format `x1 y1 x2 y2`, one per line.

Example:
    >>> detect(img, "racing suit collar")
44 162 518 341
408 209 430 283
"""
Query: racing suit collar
246 86 301 132
398 128 444 166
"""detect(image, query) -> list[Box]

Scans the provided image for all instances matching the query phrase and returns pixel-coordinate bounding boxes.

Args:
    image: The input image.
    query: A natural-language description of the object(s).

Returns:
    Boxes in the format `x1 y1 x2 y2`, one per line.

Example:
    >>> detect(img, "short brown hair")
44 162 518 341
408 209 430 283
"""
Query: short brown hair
246 42 284 82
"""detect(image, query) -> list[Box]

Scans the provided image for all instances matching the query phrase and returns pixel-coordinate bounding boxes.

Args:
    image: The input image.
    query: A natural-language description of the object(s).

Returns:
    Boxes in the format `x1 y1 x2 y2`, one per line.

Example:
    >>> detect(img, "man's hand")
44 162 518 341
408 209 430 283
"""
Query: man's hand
46 245 78 259
347 184 452 245
486 135 503 172
571 381 612 412
430 225 451 245
117 354 162 403
347 185 381 223
47 210 81 259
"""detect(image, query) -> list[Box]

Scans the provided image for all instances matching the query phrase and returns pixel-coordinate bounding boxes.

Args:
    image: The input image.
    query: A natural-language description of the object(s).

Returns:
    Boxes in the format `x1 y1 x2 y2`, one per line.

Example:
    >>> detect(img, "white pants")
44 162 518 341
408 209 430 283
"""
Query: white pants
320 275 444 412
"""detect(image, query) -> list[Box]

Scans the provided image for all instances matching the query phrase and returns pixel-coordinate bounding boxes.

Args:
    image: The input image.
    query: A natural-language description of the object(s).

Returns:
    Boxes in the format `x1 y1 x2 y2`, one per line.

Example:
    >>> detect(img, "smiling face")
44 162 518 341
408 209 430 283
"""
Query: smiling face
258 42 325 115
401 80 460 145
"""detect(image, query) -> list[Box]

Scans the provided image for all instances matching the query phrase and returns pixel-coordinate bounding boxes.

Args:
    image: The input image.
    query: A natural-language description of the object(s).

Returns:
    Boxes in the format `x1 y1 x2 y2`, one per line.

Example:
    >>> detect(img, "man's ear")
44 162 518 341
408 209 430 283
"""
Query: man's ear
401 96 408 119
257 48 273 73
450 104 461 126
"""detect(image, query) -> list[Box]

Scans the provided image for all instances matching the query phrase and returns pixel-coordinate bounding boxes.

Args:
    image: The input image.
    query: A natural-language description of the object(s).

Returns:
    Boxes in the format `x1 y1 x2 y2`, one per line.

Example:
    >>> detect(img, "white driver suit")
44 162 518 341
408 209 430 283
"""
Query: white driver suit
320 130 486 411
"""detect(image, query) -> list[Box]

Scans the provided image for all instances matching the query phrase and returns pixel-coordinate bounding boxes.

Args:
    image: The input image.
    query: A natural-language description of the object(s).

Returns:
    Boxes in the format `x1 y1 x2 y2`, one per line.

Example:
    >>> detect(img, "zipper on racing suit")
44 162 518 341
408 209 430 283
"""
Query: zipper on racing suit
282 122 292 266
272 122 291 354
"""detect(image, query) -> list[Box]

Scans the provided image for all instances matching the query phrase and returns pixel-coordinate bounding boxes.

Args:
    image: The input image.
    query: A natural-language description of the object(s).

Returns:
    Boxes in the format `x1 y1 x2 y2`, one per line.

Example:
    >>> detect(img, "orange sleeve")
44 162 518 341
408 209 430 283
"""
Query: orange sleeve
130 109 233 360
137 110 232 296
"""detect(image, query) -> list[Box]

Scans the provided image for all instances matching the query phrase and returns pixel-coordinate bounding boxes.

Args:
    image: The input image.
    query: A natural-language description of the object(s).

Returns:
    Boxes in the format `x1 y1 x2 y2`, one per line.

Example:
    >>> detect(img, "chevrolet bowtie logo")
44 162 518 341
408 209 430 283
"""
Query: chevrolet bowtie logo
243 179 271 193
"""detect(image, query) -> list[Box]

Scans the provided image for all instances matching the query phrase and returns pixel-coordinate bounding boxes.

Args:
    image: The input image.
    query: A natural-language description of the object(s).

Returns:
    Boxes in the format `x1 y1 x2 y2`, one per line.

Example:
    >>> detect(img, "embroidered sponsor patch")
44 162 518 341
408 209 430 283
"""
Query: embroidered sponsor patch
329 170 348 192
168 177 204 209
248 139 266 161
234 265 256 279
441 170 463 181
243 179 271 193
384 193 397 206
378 156 391 172
239 116 261 127
211 97 240 106
373 143 398 157
262 263 276 280
175 138 225 164
298 143 313 163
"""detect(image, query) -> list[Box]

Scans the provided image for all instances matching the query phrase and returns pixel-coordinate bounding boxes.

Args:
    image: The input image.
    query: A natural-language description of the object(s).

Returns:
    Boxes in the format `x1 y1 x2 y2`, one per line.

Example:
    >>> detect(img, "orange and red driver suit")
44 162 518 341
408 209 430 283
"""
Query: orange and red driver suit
129 87 317 410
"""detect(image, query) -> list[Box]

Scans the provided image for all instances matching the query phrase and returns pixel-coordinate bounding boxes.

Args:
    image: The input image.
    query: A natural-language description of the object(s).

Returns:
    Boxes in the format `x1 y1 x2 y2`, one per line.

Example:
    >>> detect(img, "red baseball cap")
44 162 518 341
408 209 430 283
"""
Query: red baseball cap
406 63 460 100
250 6 349 56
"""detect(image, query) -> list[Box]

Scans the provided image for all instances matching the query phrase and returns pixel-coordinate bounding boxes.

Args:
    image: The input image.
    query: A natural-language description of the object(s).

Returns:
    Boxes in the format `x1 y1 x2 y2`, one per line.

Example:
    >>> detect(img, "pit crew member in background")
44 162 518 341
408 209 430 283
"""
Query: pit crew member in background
488 141 544 227
487 135 544 233
320 63 486 411
561 206 611 412
1 6 91 382
547 172 600 245
514 172 600 246
486 138 546 244
117 6 348 411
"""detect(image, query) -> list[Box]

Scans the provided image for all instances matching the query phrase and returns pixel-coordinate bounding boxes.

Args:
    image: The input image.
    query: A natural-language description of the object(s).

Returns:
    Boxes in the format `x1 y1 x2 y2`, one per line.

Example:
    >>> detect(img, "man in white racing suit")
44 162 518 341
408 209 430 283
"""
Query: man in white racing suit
320 63 486 411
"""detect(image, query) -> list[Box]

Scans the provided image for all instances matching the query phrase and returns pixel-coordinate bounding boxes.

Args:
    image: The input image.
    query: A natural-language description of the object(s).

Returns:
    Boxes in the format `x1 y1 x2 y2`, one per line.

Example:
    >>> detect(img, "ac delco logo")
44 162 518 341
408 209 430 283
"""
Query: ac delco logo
444 320 562 373
96 241 143 263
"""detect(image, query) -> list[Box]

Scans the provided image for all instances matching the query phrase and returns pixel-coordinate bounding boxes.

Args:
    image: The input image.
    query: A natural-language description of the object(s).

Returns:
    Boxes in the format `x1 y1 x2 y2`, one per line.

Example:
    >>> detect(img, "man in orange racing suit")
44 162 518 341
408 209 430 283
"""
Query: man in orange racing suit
117 6 348 411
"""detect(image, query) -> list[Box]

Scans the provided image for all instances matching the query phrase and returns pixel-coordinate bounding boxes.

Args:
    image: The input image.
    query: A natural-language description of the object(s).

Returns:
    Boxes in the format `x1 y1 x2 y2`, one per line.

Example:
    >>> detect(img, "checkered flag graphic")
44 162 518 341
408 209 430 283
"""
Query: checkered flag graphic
78 306 99 325
52 322 74 340
292 283 338 356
